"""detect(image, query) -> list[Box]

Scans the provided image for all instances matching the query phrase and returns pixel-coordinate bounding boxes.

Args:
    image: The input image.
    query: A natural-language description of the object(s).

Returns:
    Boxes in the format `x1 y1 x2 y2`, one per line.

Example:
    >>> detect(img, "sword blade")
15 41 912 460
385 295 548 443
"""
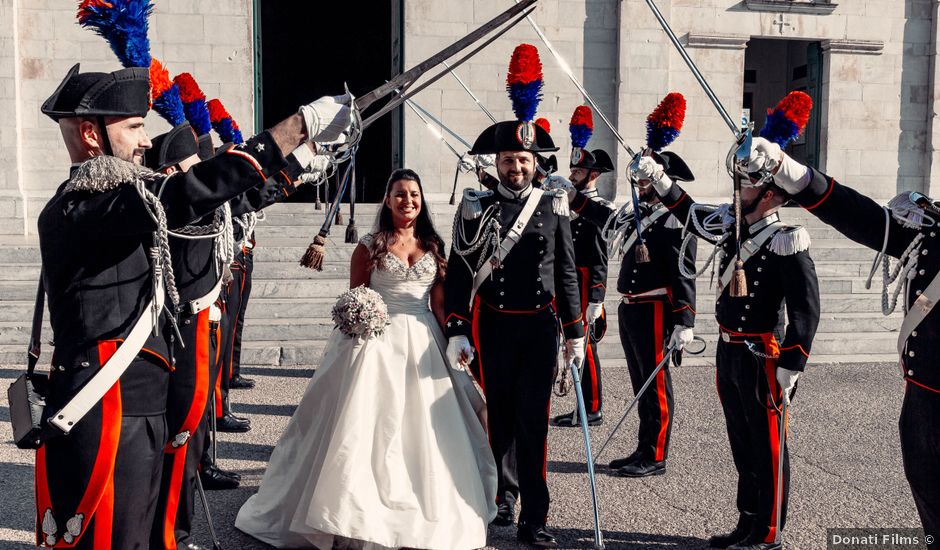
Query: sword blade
403 98 464 160
642 0 739 137
360 5 536 130
593 344 675 464
774 399 787 544
442 60 498 124
355 0 537 113
569 358 605 549
404 97 474 150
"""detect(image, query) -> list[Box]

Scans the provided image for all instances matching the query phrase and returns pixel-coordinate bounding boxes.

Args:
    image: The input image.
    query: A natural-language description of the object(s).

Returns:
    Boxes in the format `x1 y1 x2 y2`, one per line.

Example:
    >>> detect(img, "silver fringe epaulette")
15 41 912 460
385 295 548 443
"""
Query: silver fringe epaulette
768 226 811 255
65 155 162 193
460 188 493 220
888 192 937 229
548 188 570 217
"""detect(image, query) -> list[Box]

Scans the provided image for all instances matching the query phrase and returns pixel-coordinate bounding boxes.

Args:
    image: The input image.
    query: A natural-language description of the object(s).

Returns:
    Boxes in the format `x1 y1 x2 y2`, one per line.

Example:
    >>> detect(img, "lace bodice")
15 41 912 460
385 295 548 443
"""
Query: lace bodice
361 235 438 315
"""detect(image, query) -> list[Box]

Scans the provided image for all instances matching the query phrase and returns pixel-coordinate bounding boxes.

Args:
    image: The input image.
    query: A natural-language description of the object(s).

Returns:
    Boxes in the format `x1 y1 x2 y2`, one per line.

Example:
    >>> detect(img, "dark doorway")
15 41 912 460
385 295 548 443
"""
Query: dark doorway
257 1 402 202
743 38 822 169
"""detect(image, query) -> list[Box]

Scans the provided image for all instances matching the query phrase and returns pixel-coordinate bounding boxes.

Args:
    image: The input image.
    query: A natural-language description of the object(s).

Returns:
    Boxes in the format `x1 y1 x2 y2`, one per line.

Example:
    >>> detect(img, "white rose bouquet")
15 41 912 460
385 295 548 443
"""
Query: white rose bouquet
331 286 390 338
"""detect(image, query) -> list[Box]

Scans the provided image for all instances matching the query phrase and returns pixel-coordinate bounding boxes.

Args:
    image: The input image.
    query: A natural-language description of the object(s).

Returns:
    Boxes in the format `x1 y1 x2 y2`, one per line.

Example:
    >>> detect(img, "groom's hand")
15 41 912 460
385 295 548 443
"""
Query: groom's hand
446 336 475 368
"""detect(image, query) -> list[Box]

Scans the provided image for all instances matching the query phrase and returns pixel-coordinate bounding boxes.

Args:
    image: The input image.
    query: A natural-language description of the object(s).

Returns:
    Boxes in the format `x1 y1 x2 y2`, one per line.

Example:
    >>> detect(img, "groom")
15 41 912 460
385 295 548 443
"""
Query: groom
445 119 585 548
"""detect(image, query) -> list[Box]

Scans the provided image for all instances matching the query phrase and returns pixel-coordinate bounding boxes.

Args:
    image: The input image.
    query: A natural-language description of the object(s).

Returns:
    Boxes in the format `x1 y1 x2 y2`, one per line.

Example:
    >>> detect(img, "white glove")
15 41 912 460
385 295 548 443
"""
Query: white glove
475 154 495 169
543 174 574 193
634 156 673 196
446 335 475 368
298 93 353 144
668 325 694 351
776 367 801 406
565 337 586 366
748 137 810 194
585 303 604 324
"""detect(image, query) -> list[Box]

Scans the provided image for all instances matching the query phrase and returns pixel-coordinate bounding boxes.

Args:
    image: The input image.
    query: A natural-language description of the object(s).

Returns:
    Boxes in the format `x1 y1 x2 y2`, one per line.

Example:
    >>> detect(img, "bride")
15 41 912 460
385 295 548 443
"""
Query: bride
235 169 497 549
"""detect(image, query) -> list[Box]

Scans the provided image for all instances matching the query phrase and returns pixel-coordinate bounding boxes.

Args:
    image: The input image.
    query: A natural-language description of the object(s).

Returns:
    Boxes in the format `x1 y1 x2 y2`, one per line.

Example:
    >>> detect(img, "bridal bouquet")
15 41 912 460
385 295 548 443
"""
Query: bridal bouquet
332 286 390 338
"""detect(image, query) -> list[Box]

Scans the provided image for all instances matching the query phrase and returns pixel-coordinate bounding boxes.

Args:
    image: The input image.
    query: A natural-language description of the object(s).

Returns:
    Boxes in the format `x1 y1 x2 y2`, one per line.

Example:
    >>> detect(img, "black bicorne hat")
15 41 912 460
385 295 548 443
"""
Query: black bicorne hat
468 120 559 155
41 64 151 122
196 133 215 161
144 123 199 172
653 150 695 182
536 153 558 175
570 148 614 173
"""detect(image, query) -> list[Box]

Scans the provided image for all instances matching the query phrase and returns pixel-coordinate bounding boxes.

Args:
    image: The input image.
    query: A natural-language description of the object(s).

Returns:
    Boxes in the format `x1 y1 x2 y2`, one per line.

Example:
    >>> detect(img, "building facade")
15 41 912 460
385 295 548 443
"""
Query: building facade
1 0 937 234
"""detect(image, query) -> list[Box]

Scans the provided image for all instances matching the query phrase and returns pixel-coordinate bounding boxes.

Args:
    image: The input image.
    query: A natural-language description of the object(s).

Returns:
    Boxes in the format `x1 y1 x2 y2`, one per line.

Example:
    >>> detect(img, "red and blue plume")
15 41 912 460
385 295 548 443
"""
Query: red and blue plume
208 99 244 145
569 106 593 149
645 92 686 152
535 117 551 134
506 44 543 122
173 73 212 136
759 91 812 148
149 58 186 126
78 0 153 68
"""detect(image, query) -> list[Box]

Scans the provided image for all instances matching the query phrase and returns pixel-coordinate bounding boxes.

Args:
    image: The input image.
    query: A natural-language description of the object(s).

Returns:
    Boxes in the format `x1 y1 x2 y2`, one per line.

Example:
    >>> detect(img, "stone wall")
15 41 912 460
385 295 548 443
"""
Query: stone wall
4 0 255 236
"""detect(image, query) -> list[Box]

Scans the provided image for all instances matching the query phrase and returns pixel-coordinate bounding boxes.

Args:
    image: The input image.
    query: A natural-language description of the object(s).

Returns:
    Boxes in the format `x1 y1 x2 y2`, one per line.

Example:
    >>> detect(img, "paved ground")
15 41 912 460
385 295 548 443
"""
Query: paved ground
0 360 924 549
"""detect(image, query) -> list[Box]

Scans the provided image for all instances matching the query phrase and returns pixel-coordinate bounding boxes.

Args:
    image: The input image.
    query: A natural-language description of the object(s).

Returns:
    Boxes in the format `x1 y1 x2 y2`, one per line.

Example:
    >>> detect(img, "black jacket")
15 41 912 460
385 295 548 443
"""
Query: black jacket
792 168 940 390
39 131 291 372
569 189 610 304
660 183 820 371
572 191 697 328
445 188 584 340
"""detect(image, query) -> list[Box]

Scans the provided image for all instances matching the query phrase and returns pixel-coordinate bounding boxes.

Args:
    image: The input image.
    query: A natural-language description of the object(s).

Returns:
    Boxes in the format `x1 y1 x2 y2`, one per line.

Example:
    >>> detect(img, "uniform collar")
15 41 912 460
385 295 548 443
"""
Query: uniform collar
582 187 598 198
747 211 780 235
497 182 532 201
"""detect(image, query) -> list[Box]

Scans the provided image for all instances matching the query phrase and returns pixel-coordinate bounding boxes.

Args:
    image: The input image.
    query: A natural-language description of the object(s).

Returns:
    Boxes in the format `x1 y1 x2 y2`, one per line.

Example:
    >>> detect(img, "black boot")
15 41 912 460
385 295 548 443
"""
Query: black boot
616 458 666 478
230 375 256 389
199 464 240 490
728 541 781 550
517 521 558 548
218 394 251 432
491 500 515 527
708 513 757 548
609 448 644 470
550 410 603 427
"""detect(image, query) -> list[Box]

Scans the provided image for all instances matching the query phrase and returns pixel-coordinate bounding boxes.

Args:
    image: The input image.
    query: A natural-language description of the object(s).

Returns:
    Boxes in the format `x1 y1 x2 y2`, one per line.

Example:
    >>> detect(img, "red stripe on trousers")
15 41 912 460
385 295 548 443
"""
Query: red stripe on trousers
163 309 212 549
761 334 784 543
577 267 601 413
653 301 670 462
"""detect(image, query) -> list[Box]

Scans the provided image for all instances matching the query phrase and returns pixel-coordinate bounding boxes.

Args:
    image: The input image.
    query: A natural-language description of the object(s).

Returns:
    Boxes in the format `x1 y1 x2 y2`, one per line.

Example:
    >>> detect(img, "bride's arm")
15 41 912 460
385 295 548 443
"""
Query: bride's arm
430 281 446 329
349 243 371 288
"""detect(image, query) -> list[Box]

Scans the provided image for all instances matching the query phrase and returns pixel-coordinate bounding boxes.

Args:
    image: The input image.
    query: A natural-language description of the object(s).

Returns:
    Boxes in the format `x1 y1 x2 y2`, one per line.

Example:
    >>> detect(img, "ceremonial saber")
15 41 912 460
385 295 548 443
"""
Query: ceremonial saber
442 60 498 123
593 343 676 465
516 0 638 158
403 98 466 160
403 97 474 151
774 399 788 544
569 352 605 549
642 0 739 138
194 472 224 550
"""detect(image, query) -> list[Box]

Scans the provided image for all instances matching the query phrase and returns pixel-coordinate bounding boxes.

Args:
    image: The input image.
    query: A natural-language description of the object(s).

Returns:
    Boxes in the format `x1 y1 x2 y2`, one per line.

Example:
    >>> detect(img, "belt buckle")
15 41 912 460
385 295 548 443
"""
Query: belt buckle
721 332 730 342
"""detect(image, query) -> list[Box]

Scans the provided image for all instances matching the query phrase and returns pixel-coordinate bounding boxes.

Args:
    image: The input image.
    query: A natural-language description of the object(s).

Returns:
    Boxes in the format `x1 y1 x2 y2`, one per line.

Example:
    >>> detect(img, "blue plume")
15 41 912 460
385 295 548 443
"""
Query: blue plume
183 98 212 136
508 80 542 122
759 111 800 148
79 0 154 68
153 84 186 126
645 122 681 152
216 118 244 145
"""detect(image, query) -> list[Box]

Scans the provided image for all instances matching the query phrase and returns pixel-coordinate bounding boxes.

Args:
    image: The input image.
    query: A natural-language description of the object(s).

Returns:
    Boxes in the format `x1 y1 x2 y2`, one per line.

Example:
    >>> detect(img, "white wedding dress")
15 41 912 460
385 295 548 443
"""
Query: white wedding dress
235 241 497 550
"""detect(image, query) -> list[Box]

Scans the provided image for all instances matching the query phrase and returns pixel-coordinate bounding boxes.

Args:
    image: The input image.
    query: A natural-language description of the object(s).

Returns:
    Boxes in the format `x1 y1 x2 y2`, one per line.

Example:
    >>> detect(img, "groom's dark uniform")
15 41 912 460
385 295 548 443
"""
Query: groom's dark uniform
445 120 583 529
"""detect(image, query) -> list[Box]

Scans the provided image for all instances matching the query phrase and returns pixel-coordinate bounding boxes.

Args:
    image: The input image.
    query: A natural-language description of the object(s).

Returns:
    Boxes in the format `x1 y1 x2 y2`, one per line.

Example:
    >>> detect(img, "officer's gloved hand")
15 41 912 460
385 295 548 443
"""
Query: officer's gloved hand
585 303 604 325
668 325 694 351
299 93 353 143
565 337 586 366
776 367 801 406
446 336 475 369
748 136 810 195
635 156 673 197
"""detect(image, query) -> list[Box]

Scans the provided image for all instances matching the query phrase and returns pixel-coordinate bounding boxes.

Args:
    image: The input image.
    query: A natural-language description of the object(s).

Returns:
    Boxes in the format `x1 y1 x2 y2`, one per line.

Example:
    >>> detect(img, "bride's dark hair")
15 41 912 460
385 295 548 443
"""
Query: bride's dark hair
369 168 447 279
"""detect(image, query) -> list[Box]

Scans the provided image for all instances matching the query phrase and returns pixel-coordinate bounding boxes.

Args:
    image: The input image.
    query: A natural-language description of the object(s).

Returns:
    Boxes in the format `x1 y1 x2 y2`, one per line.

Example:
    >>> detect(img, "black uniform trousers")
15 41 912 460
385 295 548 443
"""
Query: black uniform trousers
231 249 253 380
218 249 251 406
473 300 558 525
576 267 604 415
151 308 217 550
716 332 790 544
618 299 674 461
36 350 168 549
900 383 940 549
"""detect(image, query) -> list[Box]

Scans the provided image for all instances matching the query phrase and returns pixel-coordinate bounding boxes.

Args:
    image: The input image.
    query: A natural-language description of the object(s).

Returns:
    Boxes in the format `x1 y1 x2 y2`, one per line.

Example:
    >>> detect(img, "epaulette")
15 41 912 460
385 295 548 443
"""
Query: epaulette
460 188 494 220
546 188 571 217
768 225 811 256
65 155 163 193
887 192 937 229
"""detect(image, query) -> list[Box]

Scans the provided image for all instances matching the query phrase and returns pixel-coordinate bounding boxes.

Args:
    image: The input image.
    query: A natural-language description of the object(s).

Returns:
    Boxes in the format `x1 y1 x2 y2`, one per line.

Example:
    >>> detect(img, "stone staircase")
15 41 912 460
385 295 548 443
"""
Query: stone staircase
0 200 902 367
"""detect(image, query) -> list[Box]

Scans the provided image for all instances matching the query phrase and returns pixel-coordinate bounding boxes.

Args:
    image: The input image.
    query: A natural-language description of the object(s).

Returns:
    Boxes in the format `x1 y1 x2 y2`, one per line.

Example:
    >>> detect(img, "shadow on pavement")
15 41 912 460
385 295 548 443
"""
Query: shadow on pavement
0 462 34 531
232 403 297 417
241 366 315 379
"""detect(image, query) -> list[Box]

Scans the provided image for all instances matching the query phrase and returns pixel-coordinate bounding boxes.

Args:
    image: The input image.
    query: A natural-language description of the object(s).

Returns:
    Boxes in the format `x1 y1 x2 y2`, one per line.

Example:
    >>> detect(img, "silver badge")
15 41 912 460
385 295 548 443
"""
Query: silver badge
516 121 536 149
571 147 584 166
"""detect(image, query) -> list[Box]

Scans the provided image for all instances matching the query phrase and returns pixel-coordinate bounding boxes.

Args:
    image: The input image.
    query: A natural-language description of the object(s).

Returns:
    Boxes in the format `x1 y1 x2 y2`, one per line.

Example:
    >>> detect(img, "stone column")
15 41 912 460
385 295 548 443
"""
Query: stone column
926 0 940 198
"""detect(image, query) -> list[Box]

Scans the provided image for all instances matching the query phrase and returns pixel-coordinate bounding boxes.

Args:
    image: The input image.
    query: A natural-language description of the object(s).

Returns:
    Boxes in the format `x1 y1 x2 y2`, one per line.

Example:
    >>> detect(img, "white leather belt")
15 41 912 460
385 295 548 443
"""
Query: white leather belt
186 276 224 315
621 288 669 304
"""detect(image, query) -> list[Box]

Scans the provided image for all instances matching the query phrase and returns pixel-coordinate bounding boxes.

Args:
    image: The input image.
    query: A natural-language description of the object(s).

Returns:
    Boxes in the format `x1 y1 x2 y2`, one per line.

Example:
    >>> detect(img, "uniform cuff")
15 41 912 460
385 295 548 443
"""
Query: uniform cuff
778 346 809 372
444 313 472 339
224 131 289 181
